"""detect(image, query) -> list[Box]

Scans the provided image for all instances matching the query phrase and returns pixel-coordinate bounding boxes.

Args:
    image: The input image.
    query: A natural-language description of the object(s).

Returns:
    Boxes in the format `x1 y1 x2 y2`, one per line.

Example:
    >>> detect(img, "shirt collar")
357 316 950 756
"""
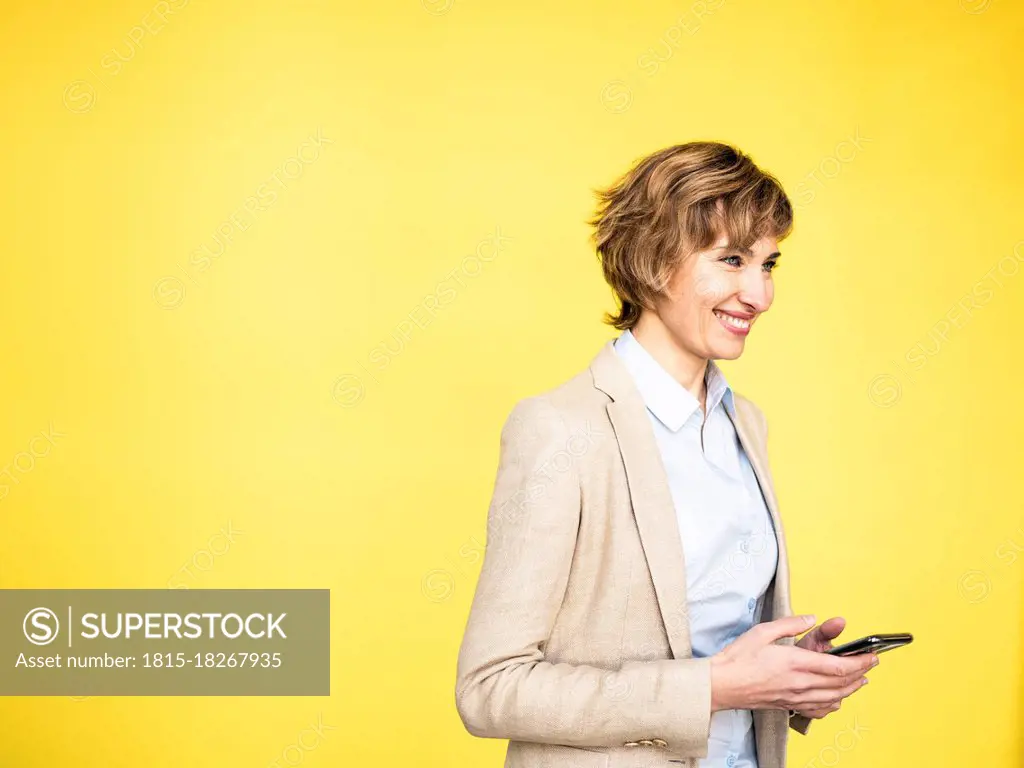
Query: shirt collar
612 329 735 432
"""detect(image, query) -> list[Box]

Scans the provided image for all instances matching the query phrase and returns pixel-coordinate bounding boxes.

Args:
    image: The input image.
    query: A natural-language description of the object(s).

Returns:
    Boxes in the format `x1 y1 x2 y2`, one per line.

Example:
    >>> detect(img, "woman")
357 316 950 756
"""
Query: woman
455 142 878 768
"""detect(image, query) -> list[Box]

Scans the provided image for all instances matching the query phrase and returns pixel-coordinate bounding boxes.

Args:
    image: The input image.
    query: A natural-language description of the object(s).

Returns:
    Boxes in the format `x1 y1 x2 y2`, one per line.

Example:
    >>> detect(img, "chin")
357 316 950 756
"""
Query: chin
710 341 746 361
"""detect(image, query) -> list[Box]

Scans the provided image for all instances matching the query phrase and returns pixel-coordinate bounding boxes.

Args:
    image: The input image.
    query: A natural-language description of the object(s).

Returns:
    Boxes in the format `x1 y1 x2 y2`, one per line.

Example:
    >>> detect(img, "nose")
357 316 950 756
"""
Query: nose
737 267 773 313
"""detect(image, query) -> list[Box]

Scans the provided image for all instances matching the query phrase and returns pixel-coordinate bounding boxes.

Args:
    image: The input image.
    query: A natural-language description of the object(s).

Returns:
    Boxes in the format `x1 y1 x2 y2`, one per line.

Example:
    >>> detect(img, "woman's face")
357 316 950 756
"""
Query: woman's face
653 233 781 361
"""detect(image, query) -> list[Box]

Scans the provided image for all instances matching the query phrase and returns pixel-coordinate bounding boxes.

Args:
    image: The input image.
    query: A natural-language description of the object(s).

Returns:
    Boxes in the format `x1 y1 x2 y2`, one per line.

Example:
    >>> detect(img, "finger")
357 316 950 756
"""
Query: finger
796 625 825 649
798 661 875 693
819 701 843 716
797 617 848 652
801 708 829 719
797 650 878 678
823 675 871 701
816 616 846 643
799 702 840 719
752 614 817 645
838 675 870 700
794 674 869 705
794 707 825 719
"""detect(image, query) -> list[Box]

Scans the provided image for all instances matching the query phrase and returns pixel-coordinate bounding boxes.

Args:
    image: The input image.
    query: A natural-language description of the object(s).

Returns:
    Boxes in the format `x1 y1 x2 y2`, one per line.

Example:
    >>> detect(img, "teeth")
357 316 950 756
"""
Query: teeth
715 311 750 329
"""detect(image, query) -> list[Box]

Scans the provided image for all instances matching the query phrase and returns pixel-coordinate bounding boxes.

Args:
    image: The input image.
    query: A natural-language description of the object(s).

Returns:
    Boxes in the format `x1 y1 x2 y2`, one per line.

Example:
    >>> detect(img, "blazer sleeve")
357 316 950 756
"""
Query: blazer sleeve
455 396 714 756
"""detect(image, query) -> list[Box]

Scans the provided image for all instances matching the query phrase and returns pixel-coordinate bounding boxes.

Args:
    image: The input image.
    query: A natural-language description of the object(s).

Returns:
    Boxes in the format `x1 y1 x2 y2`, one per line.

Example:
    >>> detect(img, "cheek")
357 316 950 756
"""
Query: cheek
658 293 699 334
663 295 712 339
692 273 733 307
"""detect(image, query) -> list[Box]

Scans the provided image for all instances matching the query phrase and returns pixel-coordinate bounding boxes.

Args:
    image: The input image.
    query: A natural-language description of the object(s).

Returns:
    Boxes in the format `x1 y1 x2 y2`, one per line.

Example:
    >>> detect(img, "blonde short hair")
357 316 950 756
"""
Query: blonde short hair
590 141 793 331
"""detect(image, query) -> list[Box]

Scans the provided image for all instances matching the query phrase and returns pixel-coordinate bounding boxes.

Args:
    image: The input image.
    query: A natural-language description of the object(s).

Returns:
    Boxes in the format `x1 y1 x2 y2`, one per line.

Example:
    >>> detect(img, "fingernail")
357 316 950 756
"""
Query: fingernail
870 656 879 667
803 614 816 626
861 677 869 685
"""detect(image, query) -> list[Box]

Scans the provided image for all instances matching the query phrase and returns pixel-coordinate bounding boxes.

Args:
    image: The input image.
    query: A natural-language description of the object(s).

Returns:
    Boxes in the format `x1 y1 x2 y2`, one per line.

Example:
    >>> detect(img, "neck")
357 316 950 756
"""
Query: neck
630 313 709 407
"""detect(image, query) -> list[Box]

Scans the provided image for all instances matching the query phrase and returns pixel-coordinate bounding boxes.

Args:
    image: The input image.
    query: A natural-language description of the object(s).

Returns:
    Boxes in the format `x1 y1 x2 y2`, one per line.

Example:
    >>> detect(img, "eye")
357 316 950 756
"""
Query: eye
722 254 743 267
763 259 779 273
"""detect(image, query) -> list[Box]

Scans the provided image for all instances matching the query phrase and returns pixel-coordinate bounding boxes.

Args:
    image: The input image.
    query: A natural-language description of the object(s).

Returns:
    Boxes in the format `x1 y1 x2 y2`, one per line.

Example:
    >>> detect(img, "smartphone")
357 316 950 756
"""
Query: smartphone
825 633 913 656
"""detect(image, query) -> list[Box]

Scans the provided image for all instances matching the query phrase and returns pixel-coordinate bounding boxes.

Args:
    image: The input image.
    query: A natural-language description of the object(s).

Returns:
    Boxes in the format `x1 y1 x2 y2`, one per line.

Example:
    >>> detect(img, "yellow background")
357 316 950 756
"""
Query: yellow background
1 0 1022 764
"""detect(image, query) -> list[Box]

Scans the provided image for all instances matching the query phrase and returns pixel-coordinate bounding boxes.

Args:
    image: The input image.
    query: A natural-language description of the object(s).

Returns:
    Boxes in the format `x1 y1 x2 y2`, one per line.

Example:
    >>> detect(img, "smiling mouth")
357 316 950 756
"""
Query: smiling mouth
713 310 753 334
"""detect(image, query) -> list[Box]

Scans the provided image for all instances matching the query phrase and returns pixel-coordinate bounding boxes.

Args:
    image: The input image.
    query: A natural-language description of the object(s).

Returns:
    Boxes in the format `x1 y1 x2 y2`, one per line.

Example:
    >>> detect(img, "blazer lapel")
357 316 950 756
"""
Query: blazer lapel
606 398 694 659
726 404 791 622
591 341 693 660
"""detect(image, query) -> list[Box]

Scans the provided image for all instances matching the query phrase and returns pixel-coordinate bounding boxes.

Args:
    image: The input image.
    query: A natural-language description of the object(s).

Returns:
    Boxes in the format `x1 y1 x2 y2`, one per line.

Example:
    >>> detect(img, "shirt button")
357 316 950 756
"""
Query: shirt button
726 754 737 767
747 598 756 611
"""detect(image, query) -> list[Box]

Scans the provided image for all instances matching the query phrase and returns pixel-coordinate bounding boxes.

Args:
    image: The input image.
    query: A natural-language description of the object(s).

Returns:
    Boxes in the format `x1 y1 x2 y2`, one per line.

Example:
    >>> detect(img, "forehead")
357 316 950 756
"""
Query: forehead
709 232 779 256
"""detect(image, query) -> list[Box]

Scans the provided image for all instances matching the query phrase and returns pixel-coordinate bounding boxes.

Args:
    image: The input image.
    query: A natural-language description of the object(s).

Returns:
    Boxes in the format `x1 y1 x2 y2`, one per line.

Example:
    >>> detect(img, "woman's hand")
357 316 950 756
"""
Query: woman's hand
796 616 846 653
709 615 877 716
791 616 871 720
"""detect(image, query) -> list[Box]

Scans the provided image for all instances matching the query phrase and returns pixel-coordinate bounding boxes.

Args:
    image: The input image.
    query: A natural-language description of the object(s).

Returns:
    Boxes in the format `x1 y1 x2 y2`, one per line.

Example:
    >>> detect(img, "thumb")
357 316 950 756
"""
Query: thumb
815 616 847 642
755 614 817 644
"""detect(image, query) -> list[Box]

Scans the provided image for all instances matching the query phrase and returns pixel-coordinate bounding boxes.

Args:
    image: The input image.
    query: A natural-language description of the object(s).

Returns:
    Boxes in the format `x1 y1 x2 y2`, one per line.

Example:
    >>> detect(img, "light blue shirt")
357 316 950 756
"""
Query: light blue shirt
614 329 779 768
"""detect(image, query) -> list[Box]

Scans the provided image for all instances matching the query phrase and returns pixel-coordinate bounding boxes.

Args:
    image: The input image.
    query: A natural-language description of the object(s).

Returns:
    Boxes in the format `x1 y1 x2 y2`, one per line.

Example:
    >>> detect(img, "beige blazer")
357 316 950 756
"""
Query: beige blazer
456 339 811 768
